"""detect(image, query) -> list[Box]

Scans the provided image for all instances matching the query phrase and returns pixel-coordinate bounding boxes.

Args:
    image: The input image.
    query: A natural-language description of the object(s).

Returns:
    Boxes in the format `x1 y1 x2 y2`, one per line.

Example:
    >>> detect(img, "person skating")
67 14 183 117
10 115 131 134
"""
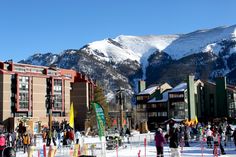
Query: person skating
155 128 165 157
169 127 180 157
232 128 236 150
218 126 226 155
212 128 226 156
184 126 190 147
206 126 213 148
225 124 233 146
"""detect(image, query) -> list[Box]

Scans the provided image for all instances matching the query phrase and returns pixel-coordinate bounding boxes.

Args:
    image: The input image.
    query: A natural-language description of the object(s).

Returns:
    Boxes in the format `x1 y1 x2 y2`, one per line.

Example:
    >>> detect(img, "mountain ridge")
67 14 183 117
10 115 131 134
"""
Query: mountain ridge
20 24 236 103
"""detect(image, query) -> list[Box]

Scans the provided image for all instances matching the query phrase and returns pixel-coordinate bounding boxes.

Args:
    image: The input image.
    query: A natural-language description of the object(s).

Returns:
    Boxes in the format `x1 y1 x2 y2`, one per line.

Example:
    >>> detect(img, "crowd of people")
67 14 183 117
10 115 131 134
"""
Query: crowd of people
0 126 83 156
154 120 236 157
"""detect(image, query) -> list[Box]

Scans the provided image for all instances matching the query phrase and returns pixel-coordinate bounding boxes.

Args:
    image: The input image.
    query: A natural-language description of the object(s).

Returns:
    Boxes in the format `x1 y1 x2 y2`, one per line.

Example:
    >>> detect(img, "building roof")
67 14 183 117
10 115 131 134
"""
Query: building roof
148 90 170 103
137 86 158 95
205 81 236 92
169 82 187 93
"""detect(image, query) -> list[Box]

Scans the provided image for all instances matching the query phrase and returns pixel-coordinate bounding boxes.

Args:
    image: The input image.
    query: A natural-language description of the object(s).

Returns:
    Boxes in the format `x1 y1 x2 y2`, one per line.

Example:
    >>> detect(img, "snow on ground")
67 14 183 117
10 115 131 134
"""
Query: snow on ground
16 133 236 157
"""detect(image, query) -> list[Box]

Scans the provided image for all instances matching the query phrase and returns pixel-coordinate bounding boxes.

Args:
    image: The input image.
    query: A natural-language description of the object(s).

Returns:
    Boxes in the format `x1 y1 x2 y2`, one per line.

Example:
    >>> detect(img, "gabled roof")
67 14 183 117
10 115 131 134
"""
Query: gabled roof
137 86 158 95
148 90 170 103
169 82 187 93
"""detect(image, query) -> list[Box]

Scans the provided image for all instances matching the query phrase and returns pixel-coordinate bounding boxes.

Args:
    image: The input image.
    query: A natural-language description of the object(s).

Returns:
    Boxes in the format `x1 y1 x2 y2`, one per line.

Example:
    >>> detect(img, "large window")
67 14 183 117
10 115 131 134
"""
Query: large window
19 93 29 109
170 101 187 119
53 79 62 110
19 76 29 109
229 102 236 118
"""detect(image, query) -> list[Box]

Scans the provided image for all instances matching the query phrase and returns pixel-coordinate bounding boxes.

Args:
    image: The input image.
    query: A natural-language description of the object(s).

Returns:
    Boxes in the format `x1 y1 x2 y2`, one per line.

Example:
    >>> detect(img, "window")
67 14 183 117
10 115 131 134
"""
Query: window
53 79 62 110
15 67 25 72
19 76 29 109
15 112 28 117
137 95 149 101
169 93 184 98
148 112 157 117
52 112 61 117
157 112 167 117
151 104 156 108
229 102 236 118
171 102 186 110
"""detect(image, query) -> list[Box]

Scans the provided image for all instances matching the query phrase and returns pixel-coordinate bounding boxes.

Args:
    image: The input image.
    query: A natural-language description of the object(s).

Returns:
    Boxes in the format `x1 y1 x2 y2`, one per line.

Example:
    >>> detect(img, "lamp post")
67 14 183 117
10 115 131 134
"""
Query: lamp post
116 88 126 131
46 94 55 145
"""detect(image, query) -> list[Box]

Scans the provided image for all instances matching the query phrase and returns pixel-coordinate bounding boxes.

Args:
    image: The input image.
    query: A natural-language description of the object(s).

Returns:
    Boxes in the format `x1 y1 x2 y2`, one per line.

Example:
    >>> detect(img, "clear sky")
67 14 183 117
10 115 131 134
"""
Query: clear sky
0 0 236 62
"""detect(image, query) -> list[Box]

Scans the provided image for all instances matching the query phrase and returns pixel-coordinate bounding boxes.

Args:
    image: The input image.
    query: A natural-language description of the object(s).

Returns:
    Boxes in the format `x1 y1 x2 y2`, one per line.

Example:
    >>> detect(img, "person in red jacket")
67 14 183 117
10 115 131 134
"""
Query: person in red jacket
0 133 6 155
155 128 165 157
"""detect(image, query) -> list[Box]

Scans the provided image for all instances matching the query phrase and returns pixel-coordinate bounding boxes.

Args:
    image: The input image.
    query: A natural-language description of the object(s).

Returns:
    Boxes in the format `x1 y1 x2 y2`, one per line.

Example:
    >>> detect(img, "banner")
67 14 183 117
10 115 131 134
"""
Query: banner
69 102 74 129
92 102 106 139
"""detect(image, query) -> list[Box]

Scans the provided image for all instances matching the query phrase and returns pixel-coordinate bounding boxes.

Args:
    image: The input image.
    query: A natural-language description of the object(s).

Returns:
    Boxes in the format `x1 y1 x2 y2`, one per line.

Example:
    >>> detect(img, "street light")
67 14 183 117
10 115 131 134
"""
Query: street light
116 88 126 131
45 94 55 145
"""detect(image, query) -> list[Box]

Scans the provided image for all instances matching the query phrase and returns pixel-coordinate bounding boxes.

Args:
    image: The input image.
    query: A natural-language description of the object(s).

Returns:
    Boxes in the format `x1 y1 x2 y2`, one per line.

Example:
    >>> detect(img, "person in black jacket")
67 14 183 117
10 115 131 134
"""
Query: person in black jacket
169 128 180 157
232 128 236 150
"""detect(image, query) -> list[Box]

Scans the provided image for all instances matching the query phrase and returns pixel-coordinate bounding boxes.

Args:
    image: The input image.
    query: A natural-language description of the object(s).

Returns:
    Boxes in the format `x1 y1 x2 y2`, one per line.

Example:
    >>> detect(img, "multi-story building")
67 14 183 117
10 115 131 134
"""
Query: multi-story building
135 82 172 130
203 77 236 120
147 90 171 131
135 75 236 128
136 76 204 130
168 82 188 119
0 61 95 132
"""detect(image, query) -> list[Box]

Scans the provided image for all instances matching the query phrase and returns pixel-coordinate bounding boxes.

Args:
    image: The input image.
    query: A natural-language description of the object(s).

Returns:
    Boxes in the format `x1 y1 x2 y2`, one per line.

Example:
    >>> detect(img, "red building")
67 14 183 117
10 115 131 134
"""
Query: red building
0 61 95 132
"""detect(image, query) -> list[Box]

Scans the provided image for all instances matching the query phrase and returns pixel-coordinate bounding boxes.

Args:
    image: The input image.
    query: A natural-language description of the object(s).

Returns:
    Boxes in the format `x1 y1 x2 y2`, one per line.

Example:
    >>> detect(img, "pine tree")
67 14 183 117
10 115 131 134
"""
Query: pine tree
88 85 111 132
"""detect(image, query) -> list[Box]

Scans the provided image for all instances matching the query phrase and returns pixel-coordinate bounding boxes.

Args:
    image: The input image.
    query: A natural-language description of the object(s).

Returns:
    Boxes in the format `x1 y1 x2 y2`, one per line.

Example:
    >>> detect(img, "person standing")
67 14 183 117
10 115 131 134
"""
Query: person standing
155 128 165 157
7 133 13 147
206 127 213 148
0 133 6 155
225 124 233 146
22 133 31 153
52 129 57 146
169 128 180 157
232 128 236 150
218 126 226 155
184 126 190 147
75 130 81 144
42 131 47 143
212 129 226 156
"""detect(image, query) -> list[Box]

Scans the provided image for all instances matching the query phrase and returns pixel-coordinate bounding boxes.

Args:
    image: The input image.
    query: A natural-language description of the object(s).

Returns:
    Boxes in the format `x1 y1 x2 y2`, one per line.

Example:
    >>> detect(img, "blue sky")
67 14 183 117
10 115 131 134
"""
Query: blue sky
0 0 235 62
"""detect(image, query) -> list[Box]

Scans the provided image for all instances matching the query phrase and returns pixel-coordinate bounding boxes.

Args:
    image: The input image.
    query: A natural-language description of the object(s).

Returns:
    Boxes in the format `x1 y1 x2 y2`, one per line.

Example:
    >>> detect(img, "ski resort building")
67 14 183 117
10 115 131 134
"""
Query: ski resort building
135 82 172 131
0 61 95 132
135 75 236 131
202 77 236 119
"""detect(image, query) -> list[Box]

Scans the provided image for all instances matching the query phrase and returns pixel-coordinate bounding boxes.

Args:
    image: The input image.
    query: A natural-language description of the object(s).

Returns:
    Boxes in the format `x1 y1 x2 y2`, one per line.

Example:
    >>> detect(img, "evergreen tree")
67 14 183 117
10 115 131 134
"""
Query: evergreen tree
88 85 111 132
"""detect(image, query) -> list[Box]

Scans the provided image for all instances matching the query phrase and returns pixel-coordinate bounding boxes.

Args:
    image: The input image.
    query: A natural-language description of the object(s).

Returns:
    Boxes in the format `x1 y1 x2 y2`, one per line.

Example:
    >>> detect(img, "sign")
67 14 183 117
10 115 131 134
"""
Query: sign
92 102 106 139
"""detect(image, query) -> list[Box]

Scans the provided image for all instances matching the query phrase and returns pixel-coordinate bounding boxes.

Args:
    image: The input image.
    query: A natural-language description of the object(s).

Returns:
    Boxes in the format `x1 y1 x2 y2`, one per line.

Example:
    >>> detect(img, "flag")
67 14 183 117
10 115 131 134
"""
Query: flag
195 116 198 124
92 102 106 140
69 102 74 129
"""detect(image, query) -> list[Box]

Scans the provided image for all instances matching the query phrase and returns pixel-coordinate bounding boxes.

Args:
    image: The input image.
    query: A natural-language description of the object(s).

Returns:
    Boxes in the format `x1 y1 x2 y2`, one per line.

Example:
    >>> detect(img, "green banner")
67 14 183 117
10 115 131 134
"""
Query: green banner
92 102 106 139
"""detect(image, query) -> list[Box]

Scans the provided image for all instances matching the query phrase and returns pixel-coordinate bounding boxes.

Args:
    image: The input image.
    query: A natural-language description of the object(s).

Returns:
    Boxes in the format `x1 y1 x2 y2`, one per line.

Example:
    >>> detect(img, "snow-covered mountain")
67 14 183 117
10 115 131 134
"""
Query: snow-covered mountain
81 25 236 79
20 25 236 103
